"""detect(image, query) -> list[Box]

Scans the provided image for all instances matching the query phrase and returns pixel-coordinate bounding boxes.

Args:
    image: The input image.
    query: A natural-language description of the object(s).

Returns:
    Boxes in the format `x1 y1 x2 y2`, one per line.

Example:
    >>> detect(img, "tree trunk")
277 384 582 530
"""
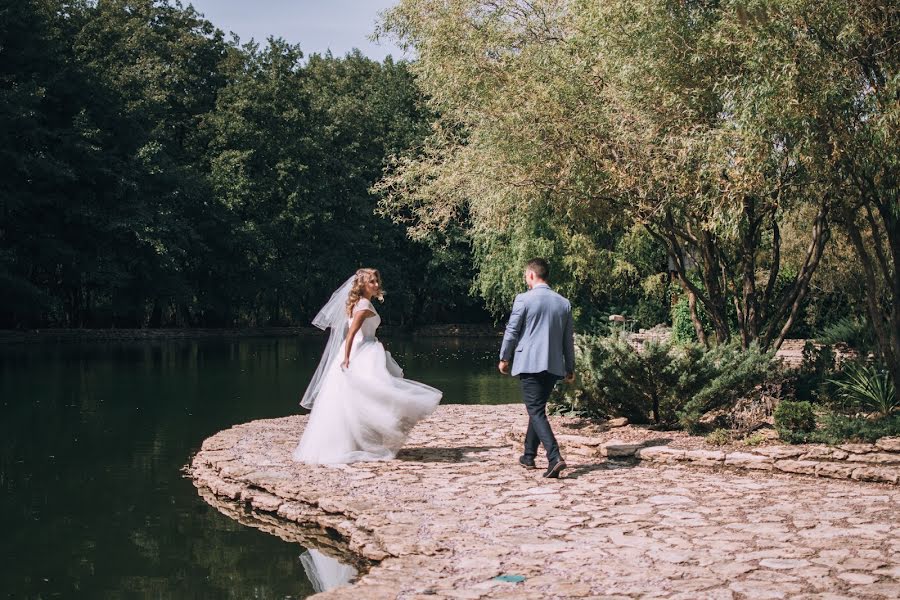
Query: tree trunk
844 212 898 389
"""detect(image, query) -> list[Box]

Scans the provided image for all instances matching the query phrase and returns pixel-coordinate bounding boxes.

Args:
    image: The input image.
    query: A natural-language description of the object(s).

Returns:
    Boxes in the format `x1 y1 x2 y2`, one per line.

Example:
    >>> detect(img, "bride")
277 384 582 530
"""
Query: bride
293 268 442 464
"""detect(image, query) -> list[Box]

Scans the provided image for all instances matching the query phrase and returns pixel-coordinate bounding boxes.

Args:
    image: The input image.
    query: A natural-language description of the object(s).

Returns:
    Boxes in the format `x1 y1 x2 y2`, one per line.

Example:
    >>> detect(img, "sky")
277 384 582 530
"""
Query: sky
186 0 406 61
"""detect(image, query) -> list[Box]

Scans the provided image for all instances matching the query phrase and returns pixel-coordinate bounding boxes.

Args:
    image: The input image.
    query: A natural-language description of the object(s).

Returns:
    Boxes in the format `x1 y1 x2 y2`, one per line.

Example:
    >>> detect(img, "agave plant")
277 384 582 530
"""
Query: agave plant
830 362 898 418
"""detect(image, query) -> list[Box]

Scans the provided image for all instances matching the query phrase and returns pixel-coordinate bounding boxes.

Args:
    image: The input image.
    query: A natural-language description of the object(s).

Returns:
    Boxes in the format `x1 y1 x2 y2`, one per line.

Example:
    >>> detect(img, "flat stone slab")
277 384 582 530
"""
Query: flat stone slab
190 405 900 599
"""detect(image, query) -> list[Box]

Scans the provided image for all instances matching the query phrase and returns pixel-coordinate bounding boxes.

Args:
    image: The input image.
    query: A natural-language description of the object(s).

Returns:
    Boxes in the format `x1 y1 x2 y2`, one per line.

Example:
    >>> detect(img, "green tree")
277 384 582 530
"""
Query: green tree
376 0 882 351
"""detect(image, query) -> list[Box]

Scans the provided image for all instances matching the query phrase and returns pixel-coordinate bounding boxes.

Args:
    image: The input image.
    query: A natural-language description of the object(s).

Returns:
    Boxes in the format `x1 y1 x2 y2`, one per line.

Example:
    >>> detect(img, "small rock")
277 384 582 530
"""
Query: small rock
607 417 629 428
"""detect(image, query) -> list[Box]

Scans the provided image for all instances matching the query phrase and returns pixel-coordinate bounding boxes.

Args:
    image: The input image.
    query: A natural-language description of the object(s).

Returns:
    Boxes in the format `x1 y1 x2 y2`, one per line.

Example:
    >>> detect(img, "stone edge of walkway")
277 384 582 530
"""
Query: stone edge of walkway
190 443 394 565
544 434 900 486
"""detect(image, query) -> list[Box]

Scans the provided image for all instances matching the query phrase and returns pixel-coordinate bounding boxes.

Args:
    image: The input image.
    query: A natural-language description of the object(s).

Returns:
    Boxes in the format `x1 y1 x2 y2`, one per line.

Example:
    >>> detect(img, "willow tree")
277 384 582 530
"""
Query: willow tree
376 0 895 355
794 0 899 389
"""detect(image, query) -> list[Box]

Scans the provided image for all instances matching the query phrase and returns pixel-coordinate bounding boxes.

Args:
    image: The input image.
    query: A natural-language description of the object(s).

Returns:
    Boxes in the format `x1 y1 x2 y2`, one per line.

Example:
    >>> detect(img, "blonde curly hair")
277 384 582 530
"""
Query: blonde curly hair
346 268 384 316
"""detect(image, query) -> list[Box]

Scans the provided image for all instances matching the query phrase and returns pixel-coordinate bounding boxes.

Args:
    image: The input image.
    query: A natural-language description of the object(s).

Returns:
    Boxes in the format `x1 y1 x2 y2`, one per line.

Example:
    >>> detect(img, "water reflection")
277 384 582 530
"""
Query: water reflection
301 550 357 592
0 335 515 598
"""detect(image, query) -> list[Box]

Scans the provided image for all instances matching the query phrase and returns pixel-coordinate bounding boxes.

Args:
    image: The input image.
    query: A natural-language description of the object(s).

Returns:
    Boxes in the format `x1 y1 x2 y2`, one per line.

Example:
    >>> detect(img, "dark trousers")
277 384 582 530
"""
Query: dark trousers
519 371 562 463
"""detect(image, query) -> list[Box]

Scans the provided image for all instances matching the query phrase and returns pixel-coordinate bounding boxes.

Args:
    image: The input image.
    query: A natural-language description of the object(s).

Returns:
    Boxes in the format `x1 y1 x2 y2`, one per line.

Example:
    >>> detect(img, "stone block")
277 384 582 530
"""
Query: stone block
800 445 849 461
850 466 900 484
557 434 604 447
599 439 643 458
875 437 900 452
814 462 856 479
607 417 629 428
774 459 820 476
635 446 686 462
246 490 283 512
683 449 726 466
755 446 805 459
838 443 878 454
724 452 774 470
845 452 900 465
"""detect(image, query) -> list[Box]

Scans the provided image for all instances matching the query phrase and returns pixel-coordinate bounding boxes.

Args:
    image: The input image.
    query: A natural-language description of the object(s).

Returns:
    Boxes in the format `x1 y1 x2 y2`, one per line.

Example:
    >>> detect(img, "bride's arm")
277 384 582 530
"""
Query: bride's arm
341 309 375 369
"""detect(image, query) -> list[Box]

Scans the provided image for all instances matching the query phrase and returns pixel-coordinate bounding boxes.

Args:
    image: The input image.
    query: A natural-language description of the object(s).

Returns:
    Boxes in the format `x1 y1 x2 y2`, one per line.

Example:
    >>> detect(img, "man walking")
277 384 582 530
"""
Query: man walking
498 258 575 478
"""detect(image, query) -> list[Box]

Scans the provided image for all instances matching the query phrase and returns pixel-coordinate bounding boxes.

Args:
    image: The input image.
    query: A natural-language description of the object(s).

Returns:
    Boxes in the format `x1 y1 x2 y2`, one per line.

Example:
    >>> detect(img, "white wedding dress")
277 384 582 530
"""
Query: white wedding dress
293 298 442 464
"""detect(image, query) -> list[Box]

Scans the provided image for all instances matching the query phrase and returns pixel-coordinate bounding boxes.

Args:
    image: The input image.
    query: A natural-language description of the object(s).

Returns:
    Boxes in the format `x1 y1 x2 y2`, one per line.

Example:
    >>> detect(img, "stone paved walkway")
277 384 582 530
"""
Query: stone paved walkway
190 405 900 599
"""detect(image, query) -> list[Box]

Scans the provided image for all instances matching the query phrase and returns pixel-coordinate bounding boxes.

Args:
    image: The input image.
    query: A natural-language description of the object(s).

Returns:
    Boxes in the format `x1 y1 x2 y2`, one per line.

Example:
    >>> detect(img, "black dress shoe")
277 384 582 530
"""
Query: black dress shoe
518 456 536 469
543 459 567 478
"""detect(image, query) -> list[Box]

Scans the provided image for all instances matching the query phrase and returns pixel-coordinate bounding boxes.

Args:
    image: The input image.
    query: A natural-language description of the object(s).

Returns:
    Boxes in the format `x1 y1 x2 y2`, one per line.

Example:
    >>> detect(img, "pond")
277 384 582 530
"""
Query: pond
0 335 519 598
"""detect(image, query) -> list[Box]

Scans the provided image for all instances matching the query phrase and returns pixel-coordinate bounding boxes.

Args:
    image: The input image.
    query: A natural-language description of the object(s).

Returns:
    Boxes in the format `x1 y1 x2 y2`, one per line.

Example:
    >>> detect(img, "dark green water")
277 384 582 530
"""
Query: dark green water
0 336 518 599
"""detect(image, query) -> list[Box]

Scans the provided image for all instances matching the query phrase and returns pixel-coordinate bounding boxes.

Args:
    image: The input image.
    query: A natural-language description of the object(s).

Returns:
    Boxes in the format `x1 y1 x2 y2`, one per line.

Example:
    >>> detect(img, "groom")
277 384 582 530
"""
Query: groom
498 258 575 478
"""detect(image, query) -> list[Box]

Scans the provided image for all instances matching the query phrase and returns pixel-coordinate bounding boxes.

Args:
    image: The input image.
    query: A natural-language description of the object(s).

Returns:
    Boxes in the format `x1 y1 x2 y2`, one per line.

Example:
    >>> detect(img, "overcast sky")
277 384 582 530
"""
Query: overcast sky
186 0 406 61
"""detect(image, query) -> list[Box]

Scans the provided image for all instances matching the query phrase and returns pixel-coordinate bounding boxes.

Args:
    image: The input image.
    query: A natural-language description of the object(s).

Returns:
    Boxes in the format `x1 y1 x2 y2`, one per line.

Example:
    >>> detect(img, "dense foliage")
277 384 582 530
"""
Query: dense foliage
377 0 899 390
550 333 775 430
1 0 485 328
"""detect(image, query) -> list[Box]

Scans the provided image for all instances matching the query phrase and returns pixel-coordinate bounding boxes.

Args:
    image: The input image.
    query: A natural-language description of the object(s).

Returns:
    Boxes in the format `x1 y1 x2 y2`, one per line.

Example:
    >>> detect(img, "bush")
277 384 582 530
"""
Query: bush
551 333 776 431
785 342 837 403
774 400 816 441
815 413 900 443
741 432 768 446
671 297 698 345
550 333 677 424
677 343 777 433
829 361 897 418
705 428 731 446
815 317 875 353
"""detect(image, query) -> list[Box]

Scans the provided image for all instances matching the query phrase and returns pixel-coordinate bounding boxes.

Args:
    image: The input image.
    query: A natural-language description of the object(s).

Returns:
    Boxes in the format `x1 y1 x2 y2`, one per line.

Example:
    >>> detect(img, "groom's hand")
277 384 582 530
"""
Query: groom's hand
564 372 575 384
498 360 510 375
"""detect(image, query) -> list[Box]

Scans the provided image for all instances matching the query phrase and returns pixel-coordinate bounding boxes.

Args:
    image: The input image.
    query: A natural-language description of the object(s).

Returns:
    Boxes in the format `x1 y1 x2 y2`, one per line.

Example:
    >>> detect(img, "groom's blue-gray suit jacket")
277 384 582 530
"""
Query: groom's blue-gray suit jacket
500 284 575 377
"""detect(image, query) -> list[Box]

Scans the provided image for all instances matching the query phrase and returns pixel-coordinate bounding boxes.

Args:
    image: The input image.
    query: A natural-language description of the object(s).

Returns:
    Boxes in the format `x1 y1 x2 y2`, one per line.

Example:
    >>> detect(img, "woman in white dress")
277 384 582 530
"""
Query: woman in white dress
293 268 442 464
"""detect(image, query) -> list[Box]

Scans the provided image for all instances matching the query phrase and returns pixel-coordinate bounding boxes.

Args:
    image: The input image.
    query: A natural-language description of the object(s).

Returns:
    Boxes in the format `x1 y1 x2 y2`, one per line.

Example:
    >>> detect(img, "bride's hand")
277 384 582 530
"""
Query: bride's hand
341 359 350 370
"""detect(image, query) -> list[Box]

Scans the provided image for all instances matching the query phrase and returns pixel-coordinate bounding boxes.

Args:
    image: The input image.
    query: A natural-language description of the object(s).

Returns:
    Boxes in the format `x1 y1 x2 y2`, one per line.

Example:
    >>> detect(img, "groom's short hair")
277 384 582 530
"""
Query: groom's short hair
525 258 550 281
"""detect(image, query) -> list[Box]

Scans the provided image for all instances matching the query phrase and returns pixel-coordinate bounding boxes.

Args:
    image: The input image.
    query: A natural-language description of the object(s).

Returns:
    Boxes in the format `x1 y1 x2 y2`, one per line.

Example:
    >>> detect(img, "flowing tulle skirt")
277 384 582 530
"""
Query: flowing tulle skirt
293 338 441 464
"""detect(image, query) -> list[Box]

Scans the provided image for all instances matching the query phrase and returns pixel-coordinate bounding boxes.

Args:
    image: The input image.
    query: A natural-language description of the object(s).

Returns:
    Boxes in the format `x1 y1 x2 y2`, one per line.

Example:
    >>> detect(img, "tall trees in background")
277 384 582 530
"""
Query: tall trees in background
0 0 483 328
377 0 898 385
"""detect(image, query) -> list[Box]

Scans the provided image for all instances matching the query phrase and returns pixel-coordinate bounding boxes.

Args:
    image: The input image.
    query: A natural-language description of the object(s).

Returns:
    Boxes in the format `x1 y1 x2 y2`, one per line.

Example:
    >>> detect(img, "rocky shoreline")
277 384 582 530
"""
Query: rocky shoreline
189 404 900 599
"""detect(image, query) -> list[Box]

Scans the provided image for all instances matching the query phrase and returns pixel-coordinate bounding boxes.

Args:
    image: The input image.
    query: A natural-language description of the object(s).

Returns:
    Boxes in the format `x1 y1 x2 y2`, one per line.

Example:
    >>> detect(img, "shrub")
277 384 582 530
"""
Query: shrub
742 432 768 446
829 361 897 418
705 428 731 446
552 333 776 431
815 317 875 353
816 413 900 443
671 297 697 345
786 342 836 403
774 400 816 441
677 343 777 433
